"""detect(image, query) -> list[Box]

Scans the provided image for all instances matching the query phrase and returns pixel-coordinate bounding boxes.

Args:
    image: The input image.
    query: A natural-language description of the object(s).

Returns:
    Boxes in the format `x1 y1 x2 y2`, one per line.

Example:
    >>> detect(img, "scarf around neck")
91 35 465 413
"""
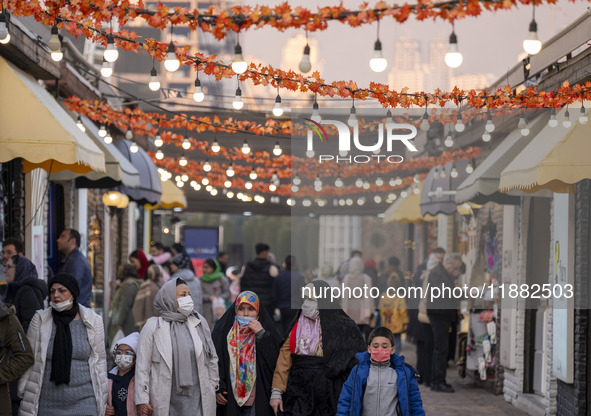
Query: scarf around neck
50 302 80 385
154 278 194 395
200 260 223 283
294 313 323 356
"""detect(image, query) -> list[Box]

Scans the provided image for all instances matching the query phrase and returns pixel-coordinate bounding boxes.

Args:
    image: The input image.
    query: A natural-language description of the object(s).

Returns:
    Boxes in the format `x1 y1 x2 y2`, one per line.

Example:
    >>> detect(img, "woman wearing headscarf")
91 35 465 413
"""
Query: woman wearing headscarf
135 277 219 416
212 291 282 416
132 264 164 330
18 274 107 416
2 254 47 333
129 249 149 281
200 258 231 328
171 243 195 274
270 280 365 416
341 257 375 341
108 264 142 341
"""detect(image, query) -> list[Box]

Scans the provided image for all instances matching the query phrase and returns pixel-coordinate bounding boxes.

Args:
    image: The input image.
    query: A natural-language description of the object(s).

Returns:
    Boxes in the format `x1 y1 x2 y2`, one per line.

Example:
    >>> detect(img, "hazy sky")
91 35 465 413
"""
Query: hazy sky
241 0 589 90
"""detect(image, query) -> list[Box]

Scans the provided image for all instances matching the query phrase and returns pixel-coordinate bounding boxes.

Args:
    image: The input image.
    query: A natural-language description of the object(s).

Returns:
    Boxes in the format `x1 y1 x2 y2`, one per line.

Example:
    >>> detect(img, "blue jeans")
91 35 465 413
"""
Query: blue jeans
241 406 253 416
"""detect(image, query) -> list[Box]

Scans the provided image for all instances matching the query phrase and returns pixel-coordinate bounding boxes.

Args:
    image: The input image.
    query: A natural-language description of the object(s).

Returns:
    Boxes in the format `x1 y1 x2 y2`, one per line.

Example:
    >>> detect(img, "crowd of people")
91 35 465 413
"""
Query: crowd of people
0 234 474 415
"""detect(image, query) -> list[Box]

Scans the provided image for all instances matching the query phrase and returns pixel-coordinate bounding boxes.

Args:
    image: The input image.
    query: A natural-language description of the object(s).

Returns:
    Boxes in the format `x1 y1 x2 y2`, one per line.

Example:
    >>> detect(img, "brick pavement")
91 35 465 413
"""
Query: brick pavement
399 340 529 416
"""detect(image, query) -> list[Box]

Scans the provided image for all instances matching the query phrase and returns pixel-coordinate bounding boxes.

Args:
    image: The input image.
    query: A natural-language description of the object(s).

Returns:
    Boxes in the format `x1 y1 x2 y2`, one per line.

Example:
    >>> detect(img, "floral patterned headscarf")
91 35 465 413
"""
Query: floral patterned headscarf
227 291 259 406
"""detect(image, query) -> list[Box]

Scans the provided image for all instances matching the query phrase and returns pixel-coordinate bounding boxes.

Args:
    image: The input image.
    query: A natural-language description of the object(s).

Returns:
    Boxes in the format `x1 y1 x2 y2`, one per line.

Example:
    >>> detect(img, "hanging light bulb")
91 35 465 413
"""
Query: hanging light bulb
226 164 235 177
210 188 218 196
154 134 163 147
245 181 253 190
363 181 370 190
419 110 430 131
348 104 357 125
311 99 321 123
314 176 322 188
129 141 139 153
485 111 495 132
76 115 85 132
466 161 474 174
202 177 209 185
193 77 205 102
241 139 250 154
232 87 243 110
104 132 113 144
249 167 257 180
563 109 572 128
335 177 344 188
232 42 247 74
273 142 282 156
376 177 384 186
164 41 180 72
455 115 465 133
369 39 387 72
523 6 542 55
271 171 279 184
148 66 161 91
125 128 133 140
401 190 408 198
182 138 191 150
299 42 311 73
104 33 119 63
269 183 277 192
155 150 164 160
203 160 211 172
413 185 421 195
211 139 220 153
579 103 588 124
100 58 113 78
206 184 213 192
179 155 188 166
548 108 558 127
181 174 188 182
98 124 107 137
355 177 363 188
227 191 234 198
518 115 529 136
273 94 283 117
451 166 459 178
292 174 301 186
374 195 383 204
444 28 463 68
395 176 402 185
0 12 10 45
48 24 63 62
482 131 491 142
444 130 454 148
224 180 232 188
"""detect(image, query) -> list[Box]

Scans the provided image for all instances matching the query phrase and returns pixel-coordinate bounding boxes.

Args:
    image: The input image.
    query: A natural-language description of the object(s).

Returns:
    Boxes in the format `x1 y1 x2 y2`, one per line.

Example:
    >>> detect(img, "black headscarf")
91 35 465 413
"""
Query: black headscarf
212 292 282 416
48 273 80 385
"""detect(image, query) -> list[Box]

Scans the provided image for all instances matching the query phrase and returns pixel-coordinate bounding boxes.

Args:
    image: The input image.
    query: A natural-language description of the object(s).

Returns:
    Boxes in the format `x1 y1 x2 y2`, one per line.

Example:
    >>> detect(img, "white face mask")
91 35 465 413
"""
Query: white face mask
177 295 194 316
114 354 135 370
301 299 319 319
50 297 73 312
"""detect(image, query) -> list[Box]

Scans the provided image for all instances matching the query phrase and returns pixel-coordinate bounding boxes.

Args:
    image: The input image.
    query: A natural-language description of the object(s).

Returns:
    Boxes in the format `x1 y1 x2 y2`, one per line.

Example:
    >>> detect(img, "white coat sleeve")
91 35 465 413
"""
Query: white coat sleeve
94 314 108 411
135 319 155 405
18 312 41 398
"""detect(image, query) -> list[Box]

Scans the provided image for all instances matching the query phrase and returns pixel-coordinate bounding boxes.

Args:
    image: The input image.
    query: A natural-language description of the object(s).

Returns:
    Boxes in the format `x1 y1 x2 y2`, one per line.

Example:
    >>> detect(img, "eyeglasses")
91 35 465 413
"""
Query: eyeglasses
114 349 135 356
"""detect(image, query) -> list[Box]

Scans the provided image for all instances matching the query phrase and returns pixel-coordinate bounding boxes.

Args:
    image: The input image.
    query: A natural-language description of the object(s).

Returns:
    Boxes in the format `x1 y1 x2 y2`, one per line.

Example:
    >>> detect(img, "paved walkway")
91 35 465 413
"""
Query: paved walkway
399 340 529 415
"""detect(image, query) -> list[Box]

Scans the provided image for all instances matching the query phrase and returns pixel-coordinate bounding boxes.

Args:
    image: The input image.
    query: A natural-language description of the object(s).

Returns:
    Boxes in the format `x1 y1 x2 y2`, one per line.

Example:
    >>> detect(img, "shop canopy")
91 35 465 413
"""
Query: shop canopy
147 179 187 210
455 114 548 205
420 160 472 216
0 56 105 174
113 139 162 205
51 114 141 189
499 107 591 194
383 183 437 224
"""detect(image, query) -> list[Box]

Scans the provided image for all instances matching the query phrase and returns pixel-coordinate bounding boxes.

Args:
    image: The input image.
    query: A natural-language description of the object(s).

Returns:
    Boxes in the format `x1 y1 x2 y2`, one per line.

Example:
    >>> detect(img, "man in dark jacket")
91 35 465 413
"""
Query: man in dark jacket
426 253 464 393
240 243 278 320
272 255 306 336
0 300 34 416
57 228 93 307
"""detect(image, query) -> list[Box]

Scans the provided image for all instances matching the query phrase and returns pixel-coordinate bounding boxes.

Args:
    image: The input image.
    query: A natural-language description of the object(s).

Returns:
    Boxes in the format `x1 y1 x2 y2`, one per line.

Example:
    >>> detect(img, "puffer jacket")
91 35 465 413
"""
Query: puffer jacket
135 314 219 416
18 305 108 416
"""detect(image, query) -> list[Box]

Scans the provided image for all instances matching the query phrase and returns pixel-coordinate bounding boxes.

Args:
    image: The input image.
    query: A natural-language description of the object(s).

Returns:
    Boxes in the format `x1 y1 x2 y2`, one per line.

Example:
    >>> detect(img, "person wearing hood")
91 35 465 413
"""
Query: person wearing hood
0 300 34 416
171 243 195 274
212 291 282 416
129 250 150 281
108 265 142 341
3 255 47 334
135 277 219 416
200 258 230 329
240 244 279 320
336 327 425 416
270 280 365 416
106 332 140 416
171 254 203 315
18 273 108 416
341 257 375 341
132 265 164 330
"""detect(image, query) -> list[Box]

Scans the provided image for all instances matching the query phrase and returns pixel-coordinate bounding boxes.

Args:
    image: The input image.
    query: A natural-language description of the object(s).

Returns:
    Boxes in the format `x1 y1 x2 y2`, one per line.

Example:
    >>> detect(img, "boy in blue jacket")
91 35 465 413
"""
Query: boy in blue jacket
337 327 425 416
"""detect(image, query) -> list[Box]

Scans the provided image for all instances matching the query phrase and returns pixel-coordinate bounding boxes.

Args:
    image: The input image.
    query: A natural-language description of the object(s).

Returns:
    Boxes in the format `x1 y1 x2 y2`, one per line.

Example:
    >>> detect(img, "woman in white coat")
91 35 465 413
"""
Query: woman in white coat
135 277 219 416
18 273 107 416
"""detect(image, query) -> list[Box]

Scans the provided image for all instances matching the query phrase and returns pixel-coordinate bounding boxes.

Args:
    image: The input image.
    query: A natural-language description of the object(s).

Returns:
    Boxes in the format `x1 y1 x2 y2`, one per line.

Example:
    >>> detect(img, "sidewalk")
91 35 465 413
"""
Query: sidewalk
400 340 528 415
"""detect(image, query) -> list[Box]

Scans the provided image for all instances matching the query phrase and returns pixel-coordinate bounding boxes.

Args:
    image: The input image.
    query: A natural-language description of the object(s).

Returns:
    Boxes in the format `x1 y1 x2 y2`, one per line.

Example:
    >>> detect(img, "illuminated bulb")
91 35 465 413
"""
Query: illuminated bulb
241 140 250 154
580 104 588 124
190 180 197 187
98 124 107 137
485 112 495 132
76 115 85 132
563 109 572 128
227 192 234 198
154 135 163 147
518 116 529 136
388 193 397 201
346 199 353 206
299 43 311 73
451 167 459 178
523 19 542 55
272 95 283 117
269 184 277 192
155 150 164 160
211 139 220 152
419 111 430 131
180 174 188 182
482 132 491 142
355 177 363 188
395 176 402 185
49 24 63 62
314 176 322 188
335 177 344 188
206 185 212 192
129 141 138 153
291 185 299 193
100 59 113 78
104 34 119 63
376 177 384 186
363 182 370 190
292 175 301 186
455 117 465 132
249 168 257 180
306 150 315 158
232 43 247 74
148 67 160 91
339 199 346 206
413 186 420 195
125 129 133 140
224 180 232 188
193 78 205 102
179 155 188 166
389 178 396 187
226 164 235 177
182 138 191 150
104 132 113 144
414 174 420 184
311 100 321 123
357 197 365 206
444 31 463 68
210 188 218 196
444 131 454 148
0 13 10 44
466 162 474 174
193 183 201 190
245 181 253 190
317 199 326 207
369 39 388 72
232 87 243 110
549 108 558 127
203 160 211 172
401 190 408 198
339 150 348 157
273 142 282 156
176 181 184 188
164 41 180 72
303 199 312 207
202 177 209 185
287 198 295 206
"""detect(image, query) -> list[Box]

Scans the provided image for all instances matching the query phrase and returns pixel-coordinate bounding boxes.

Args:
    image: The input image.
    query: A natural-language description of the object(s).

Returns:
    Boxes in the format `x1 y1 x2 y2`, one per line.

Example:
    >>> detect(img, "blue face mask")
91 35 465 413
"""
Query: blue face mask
236 316 255 327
